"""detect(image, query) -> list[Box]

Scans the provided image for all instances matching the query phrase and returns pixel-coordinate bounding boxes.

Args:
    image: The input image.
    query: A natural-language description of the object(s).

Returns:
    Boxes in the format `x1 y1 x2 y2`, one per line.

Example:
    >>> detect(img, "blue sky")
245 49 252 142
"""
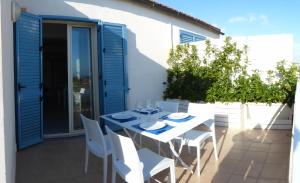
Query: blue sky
158 0 300 61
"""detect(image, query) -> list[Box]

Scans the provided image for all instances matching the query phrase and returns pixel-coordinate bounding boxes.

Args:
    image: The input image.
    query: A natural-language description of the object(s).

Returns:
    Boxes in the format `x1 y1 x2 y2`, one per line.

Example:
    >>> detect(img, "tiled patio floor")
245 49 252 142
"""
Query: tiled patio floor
16 126 291 183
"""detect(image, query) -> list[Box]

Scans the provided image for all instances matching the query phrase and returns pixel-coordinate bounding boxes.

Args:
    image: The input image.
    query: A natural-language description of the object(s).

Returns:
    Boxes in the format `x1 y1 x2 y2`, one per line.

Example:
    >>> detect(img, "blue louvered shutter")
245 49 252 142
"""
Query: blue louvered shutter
100 23 127 130
15 12 43 149
100 23 127 114
194 35 205 42
180 32 194 43
180 30 206 43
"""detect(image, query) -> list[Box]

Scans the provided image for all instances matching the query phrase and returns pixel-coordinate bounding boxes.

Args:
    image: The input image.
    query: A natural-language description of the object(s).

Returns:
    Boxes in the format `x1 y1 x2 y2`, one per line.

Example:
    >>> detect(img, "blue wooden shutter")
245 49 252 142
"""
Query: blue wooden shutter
194 35 206 42
180 30 206 43
100 23 127 114
15 12 43 149
100 23 127 130
180 32 194 43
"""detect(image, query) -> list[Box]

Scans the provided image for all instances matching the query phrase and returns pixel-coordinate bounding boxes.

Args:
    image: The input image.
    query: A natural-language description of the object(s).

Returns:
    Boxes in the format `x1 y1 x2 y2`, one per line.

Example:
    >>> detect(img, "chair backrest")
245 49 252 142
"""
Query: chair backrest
105 126 144 182
187 103 215 120
80 114 107 153
156 101 179 112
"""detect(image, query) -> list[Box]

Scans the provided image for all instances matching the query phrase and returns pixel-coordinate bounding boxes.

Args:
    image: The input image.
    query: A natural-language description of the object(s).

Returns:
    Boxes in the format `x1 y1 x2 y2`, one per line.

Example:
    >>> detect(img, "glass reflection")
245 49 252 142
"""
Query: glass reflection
71 27 93 130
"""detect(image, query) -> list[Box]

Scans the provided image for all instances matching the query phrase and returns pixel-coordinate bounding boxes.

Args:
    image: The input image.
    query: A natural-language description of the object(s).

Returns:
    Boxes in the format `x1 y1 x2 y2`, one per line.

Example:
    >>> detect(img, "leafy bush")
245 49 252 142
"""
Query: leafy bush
164 37 299 106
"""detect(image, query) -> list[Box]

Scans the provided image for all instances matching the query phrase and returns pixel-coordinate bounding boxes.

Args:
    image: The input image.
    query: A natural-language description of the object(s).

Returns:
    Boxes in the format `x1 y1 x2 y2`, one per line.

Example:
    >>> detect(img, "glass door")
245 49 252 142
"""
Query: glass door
70 27 94 131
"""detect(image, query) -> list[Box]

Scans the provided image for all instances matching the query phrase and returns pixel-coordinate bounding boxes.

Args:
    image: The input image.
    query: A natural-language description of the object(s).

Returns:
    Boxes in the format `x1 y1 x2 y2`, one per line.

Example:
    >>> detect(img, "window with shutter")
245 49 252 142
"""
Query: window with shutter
180 30 206 43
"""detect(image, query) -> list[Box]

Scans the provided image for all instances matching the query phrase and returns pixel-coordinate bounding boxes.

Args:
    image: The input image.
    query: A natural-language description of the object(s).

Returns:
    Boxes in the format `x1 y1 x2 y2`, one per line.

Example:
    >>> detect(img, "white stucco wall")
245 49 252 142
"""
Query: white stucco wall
0 0 17 182
192 34 294 74
16 0 220 109
290 81 300 183
0 1 220 182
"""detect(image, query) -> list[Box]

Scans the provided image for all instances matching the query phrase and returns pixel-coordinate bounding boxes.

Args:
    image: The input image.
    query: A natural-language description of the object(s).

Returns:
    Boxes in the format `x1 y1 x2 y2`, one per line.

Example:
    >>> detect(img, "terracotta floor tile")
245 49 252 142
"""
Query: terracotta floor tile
269 144 291 153
228 175 257 183
219 149 246 161
257 178 281 183
232 141 252 150
266 152 289 165
260 164 288 179
249 143 270 152
243 151 268 163
16 127 291 183
211 172 232 183
233 160 264 178
217 159 239 174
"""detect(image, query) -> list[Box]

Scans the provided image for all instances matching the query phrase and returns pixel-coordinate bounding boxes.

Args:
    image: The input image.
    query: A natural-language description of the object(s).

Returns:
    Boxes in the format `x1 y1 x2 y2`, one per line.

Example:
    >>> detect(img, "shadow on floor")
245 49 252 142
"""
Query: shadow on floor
16 126 291 183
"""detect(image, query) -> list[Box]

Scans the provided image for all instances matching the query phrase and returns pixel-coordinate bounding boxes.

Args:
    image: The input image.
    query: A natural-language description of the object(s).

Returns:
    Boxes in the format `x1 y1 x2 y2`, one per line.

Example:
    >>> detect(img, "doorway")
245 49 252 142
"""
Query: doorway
43 23 69 134
42 22 97 136
15 12 127 149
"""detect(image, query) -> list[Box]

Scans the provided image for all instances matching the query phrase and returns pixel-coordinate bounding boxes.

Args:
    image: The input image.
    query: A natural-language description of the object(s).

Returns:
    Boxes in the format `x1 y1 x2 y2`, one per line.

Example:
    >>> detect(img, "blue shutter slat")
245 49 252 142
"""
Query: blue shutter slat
100 23 127 131
180 33 193 43
102 24 125 114
194 36 205 42
16 12 43 149
180 30 206 43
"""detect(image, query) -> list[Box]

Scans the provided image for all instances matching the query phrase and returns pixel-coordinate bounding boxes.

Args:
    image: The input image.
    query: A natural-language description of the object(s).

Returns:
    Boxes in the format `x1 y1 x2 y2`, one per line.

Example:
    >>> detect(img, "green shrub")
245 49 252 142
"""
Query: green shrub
164 37 299 106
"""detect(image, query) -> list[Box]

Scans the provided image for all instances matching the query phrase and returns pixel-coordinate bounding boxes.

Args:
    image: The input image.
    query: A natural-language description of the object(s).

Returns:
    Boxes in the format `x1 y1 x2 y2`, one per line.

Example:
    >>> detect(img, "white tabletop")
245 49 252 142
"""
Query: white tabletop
100 110 210 143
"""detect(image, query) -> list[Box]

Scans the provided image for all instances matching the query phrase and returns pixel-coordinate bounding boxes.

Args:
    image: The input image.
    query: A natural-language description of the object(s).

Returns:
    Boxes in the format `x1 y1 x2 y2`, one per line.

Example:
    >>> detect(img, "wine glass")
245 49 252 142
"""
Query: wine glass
135 101 143 111
155 102 162 112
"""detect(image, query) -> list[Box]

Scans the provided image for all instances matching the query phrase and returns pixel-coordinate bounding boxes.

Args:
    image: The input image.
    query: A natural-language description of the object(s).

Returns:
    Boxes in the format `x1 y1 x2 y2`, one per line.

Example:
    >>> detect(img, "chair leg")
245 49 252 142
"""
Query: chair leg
103 156 108 183
197 145 201 176
212 135 218 161
139 134 142 147
84 148 89 173
169 161 176 183
158 141 161 155
188 146 191 154
112 166 116 183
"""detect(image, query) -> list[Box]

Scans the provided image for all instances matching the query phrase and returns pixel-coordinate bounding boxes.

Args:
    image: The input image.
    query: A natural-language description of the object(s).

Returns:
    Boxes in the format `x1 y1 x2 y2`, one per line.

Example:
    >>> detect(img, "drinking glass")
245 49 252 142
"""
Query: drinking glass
135 101 143 111
146 99 152 109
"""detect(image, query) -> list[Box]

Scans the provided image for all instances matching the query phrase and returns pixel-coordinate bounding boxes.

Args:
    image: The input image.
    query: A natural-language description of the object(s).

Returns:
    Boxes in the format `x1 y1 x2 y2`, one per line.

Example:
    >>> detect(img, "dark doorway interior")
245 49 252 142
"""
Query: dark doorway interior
43 23 69 134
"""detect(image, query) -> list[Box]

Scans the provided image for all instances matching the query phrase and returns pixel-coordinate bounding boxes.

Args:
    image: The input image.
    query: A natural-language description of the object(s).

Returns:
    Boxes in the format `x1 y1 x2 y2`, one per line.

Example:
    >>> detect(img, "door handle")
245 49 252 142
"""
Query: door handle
18 84 26 91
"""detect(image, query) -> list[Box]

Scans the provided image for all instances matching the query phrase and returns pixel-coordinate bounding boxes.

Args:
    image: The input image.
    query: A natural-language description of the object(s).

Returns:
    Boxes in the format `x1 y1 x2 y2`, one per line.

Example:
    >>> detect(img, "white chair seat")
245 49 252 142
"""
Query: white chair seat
138 148 174 180
106 126 176 183
87 135 112 157
173 103 218 176
174 129 218 176
179 130 213 147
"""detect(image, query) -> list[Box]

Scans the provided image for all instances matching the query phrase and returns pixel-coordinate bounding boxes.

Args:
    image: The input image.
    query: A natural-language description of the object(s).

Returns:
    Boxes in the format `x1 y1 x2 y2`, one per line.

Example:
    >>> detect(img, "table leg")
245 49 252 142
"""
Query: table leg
124 128 141 149
168 141 194 174
175 139 185 165
168 141 188 168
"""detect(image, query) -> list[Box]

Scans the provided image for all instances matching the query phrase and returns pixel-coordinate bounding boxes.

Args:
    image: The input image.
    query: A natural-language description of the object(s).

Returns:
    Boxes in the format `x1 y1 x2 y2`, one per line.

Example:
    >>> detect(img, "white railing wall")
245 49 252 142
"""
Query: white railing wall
167 99 293 130
290 81 300 183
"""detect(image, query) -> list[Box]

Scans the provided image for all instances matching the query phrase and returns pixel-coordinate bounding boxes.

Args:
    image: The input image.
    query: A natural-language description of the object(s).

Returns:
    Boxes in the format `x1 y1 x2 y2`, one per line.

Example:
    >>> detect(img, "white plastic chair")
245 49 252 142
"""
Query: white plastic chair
80 114 112 183
175 103 218 176
105 126 176 183
156 101 179 113
155 101 179 154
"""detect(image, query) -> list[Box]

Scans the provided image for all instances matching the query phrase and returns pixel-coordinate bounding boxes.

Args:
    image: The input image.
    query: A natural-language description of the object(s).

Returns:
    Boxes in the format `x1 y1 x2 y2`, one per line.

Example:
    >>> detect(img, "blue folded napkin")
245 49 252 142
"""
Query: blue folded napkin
133 108 159 115
132 124 174 135
108 115 137 123
160 114 195 123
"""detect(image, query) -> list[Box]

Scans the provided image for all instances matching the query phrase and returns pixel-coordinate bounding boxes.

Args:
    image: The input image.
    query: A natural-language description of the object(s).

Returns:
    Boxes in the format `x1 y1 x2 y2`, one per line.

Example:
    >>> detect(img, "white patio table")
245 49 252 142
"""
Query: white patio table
100 110 209 171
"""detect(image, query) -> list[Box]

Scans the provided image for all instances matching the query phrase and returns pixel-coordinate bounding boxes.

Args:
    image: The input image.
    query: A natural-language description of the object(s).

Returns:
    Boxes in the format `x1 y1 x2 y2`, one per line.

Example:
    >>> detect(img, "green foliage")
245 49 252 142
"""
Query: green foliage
164 37 299 106
165 44 214 101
